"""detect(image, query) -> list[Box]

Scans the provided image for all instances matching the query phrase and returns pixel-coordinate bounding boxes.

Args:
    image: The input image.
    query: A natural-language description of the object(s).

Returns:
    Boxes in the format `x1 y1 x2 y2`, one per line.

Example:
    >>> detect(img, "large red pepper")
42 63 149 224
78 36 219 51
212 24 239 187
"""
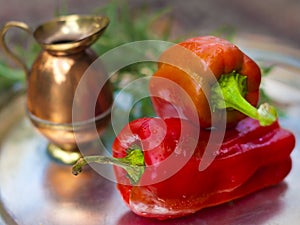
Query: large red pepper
149 36 277 128
72 117 295 220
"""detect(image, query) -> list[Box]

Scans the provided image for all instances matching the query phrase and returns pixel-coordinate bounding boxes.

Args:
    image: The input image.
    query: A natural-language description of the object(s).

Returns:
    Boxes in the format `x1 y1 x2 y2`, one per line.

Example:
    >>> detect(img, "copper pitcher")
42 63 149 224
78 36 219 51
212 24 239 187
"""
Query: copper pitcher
0 15 113 164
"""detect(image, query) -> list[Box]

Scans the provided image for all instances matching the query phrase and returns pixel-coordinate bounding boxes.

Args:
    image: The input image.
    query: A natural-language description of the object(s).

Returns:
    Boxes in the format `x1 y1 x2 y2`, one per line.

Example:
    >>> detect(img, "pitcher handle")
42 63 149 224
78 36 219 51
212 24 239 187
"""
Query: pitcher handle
0 21 33 77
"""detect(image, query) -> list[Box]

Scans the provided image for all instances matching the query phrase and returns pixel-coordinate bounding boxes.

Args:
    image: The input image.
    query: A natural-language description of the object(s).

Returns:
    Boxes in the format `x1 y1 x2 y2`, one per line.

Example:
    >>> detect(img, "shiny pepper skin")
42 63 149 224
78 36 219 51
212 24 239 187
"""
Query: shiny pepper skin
112 117 295 219
149 36 263 128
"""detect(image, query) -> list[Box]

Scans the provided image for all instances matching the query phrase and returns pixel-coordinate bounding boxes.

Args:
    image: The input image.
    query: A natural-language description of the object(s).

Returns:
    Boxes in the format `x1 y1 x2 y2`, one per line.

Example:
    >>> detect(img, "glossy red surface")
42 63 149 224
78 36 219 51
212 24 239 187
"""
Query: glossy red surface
1 36 300 224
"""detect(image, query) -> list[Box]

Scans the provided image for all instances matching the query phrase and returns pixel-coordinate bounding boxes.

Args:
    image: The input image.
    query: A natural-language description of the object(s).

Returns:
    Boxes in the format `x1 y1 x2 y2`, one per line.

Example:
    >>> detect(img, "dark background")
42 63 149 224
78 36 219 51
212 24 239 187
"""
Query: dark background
0 0 300 48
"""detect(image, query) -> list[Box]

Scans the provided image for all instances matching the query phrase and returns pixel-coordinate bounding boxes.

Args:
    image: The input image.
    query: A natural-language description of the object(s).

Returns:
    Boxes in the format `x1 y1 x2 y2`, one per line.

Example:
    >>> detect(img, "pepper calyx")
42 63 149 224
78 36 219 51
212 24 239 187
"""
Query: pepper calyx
72 148 145 185
211 71 277 126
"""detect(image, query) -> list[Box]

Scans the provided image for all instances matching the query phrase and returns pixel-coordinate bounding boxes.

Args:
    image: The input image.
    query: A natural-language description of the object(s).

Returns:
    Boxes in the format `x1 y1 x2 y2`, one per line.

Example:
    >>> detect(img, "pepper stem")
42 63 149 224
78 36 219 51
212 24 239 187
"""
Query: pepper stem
211 72 277 126
72 148 145 184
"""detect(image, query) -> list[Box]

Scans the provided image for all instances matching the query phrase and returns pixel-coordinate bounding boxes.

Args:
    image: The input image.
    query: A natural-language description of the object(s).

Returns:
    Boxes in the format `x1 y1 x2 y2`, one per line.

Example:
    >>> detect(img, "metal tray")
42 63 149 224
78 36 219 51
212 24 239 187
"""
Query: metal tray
1 35 300 225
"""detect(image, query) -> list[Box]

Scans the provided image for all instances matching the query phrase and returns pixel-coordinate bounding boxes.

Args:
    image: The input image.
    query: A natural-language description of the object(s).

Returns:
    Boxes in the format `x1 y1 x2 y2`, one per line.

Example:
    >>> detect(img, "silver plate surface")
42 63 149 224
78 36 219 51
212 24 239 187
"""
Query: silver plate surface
1 35 300 225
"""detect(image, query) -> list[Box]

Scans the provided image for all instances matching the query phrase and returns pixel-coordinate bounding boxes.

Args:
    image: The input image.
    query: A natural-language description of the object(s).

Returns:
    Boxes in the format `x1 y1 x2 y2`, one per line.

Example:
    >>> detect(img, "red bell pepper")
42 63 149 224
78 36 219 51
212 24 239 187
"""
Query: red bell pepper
149 36 277 128
72 117 295 220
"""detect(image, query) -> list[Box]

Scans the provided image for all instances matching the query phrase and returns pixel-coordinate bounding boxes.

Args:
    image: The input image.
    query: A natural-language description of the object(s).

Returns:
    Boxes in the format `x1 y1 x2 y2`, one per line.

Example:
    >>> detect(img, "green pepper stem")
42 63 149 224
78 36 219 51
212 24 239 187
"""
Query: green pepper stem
212 72 277 126
72 148 145 184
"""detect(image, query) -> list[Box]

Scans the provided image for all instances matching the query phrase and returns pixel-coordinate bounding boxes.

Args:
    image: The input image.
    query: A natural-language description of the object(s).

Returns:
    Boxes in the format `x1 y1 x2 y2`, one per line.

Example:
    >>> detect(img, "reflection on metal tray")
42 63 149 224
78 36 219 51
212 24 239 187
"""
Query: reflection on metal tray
1 35 300 225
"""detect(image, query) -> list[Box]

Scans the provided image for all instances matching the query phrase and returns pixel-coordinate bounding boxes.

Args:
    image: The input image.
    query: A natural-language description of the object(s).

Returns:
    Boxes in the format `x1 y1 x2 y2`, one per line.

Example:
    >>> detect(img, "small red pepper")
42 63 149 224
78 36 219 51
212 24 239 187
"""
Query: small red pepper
72 117 295 220
149 36 277 128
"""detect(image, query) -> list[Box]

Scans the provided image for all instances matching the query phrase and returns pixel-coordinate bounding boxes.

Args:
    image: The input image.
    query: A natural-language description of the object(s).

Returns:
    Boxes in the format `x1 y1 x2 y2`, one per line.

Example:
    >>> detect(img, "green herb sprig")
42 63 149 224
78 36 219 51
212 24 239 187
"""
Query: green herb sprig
0 0 172 93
